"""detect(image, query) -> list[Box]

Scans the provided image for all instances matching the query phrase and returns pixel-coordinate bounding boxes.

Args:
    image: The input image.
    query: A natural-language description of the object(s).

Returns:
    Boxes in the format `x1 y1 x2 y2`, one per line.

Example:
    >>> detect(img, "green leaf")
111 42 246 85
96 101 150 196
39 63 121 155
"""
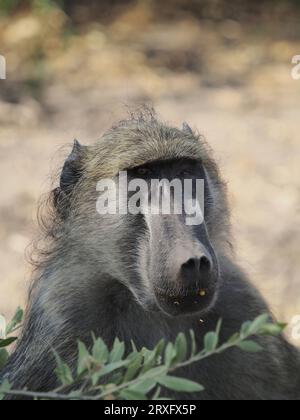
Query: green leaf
259 323 286 336
141 348 158 374
204 332 218 352
189 329 197 356
129 378 157 394
77 341 91 376
158 376 204 393
92 337 109 364
110 371 124 386
248 314 270 335
0 379 11 400
0 337 18 348
240 321 252 338
97 360 130 378
277 322 288 331
91 370 103 387
109 338 125 363
6 307 23 335
130 340 138 353
227 333 239 344
119 390 147 400
123 352 143 382
0 349 9 370
127 350 139 362
154 339 165 358
125 366 165 395
54 352 73 386
237 340 263 353
164 342 176 367
142 365 167 379
175 333 187 362
215 319 223 337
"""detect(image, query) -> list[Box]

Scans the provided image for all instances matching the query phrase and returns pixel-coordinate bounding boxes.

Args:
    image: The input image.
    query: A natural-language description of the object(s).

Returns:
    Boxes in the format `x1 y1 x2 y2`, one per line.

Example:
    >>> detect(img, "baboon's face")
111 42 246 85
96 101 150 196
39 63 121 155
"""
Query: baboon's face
104 158 220 317
60 136 222 318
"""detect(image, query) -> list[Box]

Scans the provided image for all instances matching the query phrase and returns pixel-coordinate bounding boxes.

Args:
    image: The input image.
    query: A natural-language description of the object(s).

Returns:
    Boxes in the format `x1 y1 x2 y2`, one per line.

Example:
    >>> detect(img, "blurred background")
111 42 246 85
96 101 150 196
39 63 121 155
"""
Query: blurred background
0 0 299 343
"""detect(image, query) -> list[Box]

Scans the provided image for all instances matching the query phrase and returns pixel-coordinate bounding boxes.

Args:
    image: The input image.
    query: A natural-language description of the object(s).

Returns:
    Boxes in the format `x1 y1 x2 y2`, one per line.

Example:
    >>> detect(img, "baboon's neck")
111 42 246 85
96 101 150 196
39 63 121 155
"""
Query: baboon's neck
32 253 151 345
30 246 238 356
32 252 199 352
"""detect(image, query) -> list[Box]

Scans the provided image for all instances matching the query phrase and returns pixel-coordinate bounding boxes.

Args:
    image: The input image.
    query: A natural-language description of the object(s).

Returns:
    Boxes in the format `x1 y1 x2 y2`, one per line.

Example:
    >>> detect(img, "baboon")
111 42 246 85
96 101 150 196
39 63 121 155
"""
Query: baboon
1 110 299 400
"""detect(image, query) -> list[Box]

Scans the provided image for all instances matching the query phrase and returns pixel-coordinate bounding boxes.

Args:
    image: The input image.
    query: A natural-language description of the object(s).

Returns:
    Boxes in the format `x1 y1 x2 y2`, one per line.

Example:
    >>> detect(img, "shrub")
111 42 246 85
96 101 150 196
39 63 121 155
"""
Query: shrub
0 309 285 400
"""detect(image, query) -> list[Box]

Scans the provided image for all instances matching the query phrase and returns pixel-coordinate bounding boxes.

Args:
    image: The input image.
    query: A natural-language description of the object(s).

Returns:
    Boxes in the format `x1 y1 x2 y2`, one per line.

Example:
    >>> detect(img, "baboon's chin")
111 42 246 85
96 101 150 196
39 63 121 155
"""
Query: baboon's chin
153 287 218 317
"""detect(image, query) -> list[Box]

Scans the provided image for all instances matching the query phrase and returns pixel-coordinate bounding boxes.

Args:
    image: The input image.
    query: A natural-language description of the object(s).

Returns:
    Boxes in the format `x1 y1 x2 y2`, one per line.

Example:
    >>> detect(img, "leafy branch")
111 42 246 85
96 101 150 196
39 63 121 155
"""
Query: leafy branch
0 308 23 371
0 312 285 400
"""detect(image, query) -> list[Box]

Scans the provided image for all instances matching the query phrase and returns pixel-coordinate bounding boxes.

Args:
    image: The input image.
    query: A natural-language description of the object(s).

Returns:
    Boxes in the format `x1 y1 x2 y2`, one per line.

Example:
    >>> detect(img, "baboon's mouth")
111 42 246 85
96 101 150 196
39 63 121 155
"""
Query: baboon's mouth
153 285 216 317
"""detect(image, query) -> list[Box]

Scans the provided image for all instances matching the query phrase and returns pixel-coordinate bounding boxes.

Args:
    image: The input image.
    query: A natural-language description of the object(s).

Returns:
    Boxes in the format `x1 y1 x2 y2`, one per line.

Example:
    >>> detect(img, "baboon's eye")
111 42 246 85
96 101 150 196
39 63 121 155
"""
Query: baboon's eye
178 169 195 178
136 167 152 177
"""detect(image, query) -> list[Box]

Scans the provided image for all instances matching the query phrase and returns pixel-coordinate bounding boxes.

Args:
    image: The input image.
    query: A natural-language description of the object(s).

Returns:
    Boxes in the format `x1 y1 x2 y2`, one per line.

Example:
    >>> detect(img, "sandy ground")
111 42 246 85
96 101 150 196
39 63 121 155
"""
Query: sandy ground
0 4 299 344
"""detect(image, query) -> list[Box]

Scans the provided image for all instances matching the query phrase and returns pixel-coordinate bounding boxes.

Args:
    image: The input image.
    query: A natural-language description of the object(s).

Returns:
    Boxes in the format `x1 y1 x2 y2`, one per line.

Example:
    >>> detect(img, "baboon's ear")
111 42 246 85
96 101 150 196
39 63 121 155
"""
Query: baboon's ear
182 122 193 135
60 139 85 194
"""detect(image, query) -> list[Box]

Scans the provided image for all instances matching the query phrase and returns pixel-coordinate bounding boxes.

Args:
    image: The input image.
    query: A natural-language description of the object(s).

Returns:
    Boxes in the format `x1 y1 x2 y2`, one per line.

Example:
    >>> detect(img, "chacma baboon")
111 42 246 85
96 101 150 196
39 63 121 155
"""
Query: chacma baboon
1 110 299 400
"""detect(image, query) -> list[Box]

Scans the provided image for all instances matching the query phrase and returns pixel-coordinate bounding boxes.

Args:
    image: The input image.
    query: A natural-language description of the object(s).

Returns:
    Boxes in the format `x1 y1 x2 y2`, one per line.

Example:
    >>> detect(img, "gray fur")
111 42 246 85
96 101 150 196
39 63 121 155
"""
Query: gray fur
182 122 194 135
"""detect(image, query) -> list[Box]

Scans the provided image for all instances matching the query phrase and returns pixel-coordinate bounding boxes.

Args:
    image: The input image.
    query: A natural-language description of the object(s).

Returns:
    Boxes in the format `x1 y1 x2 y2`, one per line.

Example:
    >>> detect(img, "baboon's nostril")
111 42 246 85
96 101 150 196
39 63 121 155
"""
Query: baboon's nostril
181 256 212 286
199 256 212 273
182 258 197 271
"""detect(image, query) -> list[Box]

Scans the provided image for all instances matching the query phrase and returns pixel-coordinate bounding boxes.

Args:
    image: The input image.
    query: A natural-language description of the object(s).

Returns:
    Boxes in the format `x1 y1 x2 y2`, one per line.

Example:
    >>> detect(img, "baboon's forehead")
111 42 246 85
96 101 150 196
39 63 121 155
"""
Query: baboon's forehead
84 122 212 178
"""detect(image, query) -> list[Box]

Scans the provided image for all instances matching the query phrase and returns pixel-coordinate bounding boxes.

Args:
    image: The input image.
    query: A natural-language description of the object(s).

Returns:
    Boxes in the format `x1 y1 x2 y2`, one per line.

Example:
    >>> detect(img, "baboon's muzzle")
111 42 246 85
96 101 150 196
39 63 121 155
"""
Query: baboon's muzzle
154 253 219 317
148 216 220 317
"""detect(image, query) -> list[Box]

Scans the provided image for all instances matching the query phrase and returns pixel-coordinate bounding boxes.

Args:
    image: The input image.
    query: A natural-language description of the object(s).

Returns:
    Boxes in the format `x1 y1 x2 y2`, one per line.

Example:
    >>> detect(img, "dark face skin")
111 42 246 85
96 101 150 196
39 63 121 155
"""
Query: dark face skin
125 159 220 317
